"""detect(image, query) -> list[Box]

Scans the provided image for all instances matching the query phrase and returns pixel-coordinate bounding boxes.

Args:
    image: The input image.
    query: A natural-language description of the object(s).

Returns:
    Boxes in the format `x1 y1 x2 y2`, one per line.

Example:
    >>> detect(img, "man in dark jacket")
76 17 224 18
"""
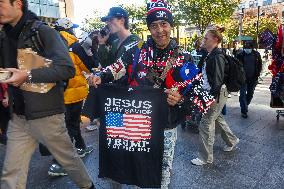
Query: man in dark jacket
236 41 262 118
89 0 213 189
0 0 95 188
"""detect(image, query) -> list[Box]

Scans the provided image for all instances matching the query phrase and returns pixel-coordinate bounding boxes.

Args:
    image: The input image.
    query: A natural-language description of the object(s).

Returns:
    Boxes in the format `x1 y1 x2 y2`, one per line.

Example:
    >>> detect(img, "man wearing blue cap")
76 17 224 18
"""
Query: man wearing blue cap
97 6 140 70
83 6 142 132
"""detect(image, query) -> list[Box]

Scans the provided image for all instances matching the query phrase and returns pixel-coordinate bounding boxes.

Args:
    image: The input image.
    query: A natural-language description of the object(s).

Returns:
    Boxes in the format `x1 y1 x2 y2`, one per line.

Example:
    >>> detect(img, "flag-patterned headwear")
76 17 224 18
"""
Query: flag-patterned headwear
146 0 173 27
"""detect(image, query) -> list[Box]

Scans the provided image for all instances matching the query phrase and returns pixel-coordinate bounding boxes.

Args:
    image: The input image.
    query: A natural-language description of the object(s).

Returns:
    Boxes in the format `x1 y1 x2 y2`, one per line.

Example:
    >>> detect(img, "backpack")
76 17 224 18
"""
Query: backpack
223 54 246 92
24 20 46 55
24 20 69 90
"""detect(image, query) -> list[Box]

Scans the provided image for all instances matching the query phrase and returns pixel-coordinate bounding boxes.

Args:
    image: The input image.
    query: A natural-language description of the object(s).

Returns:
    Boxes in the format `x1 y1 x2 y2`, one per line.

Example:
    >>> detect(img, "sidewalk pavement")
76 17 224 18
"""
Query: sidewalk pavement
0 76 284 189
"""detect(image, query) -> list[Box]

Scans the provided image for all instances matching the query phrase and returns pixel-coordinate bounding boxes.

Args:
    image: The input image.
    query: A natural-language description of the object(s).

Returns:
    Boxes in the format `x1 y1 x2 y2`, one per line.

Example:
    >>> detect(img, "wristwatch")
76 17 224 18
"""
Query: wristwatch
26 70 32 83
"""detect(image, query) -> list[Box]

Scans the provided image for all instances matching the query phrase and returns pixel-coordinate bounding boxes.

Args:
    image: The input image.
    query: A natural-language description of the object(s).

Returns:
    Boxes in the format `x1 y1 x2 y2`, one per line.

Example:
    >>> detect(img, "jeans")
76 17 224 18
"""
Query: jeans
161 128 177 189
239 80 257 114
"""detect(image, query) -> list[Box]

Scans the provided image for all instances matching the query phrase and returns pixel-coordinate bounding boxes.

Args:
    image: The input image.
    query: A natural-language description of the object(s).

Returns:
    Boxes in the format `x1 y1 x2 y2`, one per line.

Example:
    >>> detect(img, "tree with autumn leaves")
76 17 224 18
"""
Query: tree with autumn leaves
82 0 239 34
223 9 279 43
82 0 279 46
176 0 240 34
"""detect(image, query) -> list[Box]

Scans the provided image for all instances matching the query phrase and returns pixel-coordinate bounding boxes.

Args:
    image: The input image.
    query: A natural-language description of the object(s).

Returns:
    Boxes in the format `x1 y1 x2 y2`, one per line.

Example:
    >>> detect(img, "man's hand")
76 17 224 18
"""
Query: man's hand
165 89 182 106
1 68 28 87
89 75 102 88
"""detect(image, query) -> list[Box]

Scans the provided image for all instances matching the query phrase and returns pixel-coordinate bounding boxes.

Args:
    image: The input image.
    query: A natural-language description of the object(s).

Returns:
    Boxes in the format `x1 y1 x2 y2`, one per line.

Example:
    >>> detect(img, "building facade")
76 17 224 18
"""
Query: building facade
237 0 283 22
185 0 284 41
28 0 74 22
238 0 284 9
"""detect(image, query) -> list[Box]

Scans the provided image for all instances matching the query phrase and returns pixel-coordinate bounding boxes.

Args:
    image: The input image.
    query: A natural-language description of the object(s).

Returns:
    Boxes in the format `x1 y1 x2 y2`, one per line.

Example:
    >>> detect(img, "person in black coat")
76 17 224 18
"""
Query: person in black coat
236 41 262 118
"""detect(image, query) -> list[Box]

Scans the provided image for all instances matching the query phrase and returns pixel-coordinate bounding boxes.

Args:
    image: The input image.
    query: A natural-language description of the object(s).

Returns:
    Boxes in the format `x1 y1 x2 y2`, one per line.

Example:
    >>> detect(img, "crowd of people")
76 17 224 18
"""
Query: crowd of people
0 0 268 189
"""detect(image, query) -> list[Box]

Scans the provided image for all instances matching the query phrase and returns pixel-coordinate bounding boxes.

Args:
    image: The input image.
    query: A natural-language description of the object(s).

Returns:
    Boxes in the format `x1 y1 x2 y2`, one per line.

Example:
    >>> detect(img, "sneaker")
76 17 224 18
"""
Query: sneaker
223 138 240 152
48 163 67 176
191 158 208 166
77 145 94 158
228 94 232 98
241 113 248 118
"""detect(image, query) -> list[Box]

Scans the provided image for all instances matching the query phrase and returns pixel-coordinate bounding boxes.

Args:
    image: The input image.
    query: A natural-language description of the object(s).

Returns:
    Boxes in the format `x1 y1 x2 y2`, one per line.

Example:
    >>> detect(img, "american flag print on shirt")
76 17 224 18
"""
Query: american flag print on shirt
105 112 152 141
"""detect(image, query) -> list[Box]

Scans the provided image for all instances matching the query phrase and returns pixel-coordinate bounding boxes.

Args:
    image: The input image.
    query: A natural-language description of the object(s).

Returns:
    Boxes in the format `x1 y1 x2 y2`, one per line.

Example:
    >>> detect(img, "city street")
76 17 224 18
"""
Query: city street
0 75 284 189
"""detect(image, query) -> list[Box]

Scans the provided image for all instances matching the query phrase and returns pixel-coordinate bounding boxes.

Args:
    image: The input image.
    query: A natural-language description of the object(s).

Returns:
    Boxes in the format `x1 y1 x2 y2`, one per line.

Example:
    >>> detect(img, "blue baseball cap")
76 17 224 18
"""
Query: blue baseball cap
101 7 129 22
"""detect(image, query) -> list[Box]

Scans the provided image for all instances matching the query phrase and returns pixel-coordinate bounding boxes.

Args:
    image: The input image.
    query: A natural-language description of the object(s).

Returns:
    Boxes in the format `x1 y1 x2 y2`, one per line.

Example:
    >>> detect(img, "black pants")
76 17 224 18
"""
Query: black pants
39 101 86 156
65 101 86 149
0 103 10 136
239 80 257 113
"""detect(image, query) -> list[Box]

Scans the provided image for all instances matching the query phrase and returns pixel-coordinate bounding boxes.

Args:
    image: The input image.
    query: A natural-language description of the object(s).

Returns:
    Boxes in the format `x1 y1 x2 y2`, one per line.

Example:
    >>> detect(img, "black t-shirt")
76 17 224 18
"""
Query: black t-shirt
97 84 168 188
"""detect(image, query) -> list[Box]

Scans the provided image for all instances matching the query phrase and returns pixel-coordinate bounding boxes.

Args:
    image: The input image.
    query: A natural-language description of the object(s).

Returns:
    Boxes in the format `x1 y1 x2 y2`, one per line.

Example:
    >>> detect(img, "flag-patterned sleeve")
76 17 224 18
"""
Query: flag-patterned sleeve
100 41 140 83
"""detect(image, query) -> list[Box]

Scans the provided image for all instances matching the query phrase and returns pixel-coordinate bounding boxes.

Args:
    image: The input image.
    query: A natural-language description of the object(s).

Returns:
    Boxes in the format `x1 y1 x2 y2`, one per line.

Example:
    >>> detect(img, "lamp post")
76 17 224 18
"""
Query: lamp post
256 6 260 49
238 8 244 42
256 6 265 49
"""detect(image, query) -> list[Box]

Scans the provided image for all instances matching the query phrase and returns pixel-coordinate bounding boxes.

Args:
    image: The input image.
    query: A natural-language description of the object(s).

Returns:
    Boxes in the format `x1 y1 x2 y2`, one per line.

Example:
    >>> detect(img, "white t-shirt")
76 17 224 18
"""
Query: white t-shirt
202 61 211 90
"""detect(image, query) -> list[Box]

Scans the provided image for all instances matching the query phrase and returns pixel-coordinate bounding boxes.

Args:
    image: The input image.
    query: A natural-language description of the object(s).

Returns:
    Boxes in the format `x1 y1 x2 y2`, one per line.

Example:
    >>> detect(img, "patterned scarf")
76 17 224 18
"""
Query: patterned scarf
130 37 215 115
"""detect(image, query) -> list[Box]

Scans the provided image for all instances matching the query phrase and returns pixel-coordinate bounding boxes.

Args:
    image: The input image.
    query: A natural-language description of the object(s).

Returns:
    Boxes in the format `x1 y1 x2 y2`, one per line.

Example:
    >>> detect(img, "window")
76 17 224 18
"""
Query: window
40 5 60 18
249 1 254 8
28 0 60 18
263 0 272 6
48 0 59 6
